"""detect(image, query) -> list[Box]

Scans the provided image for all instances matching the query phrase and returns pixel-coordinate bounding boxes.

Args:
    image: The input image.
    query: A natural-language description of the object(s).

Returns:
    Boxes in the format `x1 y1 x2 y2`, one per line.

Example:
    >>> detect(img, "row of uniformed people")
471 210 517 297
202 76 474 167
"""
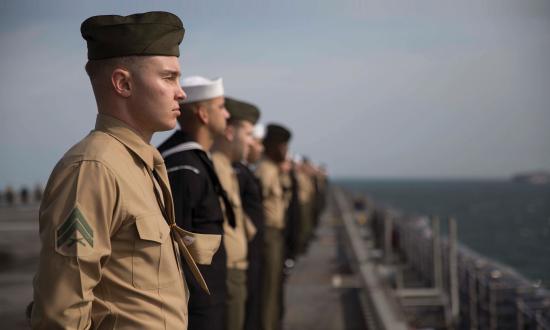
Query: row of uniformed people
278 147 329 324
29 10 327 330
0 185 43 206
158 76 261 330
158 75 327 330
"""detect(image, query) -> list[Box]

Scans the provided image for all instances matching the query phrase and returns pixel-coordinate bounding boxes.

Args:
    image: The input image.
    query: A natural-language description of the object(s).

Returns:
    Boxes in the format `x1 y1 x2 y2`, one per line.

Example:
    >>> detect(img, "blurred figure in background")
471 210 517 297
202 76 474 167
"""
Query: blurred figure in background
235 122 266 330
281 156 299 264
295 156 316 255
33 184 43 203
20 186 29 205
256 123 292 330
211 96 259 330
279 155 300 322
5 186 15 206
312 163 329 230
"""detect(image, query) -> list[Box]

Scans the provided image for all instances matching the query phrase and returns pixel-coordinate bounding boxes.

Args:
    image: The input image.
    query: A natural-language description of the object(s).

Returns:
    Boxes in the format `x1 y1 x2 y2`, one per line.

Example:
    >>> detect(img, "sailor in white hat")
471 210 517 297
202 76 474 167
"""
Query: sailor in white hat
157 76 233 330
253 123 265 140
181 76 225 103
249 123 265 167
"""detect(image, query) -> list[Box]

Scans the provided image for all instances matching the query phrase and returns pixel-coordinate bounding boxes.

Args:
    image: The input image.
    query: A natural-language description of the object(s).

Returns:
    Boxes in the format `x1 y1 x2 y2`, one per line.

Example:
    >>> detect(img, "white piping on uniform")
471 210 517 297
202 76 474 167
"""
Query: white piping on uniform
167 165 200 174
161 142 203 158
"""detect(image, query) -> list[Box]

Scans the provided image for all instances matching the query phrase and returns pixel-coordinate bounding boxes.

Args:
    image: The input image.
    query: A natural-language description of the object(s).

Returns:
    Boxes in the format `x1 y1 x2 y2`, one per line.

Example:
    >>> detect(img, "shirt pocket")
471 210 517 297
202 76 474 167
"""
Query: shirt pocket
132 213 179 290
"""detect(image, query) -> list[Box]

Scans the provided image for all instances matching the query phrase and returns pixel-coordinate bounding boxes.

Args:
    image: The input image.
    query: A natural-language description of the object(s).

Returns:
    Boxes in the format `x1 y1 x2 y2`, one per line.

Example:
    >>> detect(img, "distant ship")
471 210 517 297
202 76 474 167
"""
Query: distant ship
511 170 550 184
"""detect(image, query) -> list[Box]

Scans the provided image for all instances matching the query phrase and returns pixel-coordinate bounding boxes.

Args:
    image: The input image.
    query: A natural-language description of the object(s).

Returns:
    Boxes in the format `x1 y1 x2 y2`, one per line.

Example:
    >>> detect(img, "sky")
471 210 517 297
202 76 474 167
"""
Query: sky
1 0 549 187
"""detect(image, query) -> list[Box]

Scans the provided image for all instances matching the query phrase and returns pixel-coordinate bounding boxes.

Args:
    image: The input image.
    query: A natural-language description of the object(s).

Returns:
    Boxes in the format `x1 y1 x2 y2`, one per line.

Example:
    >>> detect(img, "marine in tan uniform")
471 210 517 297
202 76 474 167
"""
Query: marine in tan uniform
278 155 300 322
281 156 299 261
256 124 292 330
31 12 220 329
212 97 259 330
313 164 329 227
295 157 316 254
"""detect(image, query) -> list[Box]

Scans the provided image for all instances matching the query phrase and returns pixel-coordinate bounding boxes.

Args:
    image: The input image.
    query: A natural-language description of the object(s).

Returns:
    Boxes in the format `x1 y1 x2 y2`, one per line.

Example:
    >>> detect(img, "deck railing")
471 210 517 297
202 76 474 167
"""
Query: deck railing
333 186 550 330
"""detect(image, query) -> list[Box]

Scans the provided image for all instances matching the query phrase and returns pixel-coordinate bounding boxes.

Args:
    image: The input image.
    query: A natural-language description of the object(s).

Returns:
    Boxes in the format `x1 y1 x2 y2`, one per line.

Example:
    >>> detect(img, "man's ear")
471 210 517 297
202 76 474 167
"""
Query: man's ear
111 68 132 97
197 103 209 124
225 124 235 141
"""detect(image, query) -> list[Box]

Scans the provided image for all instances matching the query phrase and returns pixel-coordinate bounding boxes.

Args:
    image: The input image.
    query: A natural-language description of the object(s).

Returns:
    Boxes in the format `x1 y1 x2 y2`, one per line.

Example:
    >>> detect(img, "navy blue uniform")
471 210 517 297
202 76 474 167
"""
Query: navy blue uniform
158 130 234 330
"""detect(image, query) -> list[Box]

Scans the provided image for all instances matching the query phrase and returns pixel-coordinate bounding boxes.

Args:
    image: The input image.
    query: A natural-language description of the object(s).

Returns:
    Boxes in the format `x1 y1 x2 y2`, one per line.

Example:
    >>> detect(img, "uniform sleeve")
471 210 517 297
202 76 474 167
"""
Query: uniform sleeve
255 165 276 199
244 214 257 241
32 160 121 329
168 168 204 231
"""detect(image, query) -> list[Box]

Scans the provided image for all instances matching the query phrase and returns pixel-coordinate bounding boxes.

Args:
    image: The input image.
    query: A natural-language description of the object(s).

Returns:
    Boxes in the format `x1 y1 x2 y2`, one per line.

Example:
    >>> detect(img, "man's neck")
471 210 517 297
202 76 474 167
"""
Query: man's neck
265 153 280 165
122 121 153 143
181 125 214 151
99 111 152 143
212 140 234 162
138 130 153 143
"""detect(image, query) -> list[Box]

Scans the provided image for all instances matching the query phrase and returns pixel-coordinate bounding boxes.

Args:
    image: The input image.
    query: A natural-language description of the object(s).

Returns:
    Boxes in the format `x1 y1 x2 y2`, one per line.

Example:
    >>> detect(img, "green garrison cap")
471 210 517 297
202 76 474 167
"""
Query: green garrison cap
225 97 260 124
81 11 185 60
265 123 292 143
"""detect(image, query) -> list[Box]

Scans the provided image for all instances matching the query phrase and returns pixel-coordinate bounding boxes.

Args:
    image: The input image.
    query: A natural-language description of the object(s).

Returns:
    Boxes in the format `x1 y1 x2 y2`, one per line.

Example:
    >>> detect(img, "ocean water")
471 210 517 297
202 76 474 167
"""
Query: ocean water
336 178 550 285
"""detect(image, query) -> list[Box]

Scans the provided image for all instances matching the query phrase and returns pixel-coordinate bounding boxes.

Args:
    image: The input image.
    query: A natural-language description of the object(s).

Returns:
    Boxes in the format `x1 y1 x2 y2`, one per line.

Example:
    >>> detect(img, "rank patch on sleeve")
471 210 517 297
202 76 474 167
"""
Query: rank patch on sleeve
55 207 94 256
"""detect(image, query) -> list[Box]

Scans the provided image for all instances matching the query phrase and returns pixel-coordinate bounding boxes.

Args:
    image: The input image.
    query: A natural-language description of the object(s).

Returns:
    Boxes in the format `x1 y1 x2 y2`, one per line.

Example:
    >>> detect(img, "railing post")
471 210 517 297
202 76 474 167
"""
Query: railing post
516 300 524 330
535 310 542 330
469 266 479 329
489 281 497 330
384 213 393 264
432 217 443 290
449 217 459 325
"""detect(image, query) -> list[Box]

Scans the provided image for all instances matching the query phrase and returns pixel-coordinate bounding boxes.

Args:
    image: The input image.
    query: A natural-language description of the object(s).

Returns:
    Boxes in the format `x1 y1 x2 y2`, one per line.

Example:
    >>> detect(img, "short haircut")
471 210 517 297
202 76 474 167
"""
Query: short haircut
177 99 211 125
84 56 145 81
227 118 248 128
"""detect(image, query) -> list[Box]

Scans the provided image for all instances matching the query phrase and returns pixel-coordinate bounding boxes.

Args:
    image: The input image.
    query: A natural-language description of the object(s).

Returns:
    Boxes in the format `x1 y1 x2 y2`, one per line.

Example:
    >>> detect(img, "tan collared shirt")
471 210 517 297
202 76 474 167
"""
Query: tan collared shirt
32 114 189 329
211 152 254 270
255 157 286 229
297 170 315 204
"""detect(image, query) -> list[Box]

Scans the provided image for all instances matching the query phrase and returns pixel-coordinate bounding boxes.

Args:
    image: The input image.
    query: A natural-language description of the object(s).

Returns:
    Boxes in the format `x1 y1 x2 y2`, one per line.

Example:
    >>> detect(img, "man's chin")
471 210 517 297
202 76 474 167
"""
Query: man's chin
156 121 178 132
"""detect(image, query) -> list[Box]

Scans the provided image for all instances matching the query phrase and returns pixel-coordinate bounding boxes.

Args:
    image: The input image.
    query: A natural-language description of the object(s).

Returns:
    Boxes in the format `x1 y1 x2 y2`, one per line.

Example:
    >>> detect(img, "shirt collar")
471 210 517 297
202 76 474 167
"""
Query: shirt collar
212 151 232 169
261 156 277 167
94 114 164 170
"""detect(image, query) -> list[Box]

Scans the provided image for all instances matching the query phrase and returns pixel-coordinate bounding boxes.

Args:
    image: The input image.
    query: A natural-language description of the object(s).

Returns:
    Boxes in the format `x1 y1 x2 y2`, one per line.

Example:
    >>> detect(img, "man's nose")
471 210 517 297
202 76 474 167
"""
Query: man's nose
176 83 186 101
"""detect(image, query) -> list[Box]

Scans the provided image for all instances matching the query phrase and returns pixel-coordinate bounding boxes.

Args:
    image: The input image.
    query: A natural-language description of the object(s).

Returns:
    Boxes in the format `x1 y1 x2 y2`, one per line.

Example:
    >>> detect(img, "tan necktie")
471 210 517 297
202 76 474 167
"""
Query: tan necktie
149 166 211 294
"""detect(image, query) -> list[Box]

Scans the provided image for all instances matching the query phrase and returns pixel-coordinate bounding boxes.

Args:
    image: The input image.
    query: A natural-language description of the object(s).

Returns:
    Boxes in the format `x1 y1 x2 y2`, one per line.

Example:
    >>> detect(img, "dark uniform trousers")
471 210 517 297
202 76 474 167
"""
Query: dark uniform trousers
262 226 284 330
234 162 265 330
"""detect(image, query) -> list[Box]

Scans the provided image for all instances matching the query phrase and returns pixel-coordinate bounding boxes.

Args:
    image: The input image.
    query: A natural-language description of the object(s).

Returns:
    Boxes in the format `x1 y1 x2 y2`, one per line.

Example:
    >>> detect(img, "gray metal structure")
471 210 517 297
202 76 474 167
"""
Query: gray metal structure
333 186 550 330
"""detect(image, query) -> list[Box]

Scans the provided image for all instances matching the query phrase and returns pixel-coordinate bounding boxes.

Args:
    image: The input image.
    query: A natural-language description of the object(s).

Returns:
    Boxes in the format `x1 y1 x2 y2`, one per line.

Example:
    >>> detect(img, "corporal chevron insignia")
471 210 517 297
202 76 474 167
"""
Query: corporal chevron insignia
55 207 94 256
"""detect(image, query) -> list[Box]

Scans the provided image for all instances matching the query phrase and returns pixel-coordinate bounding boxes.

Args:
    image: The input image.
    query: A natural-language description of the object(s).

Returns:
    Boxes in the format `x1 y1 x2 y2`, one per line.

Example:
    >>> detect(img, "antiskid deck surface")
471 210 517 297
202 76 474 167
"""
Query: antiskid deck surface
282 198 367 330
